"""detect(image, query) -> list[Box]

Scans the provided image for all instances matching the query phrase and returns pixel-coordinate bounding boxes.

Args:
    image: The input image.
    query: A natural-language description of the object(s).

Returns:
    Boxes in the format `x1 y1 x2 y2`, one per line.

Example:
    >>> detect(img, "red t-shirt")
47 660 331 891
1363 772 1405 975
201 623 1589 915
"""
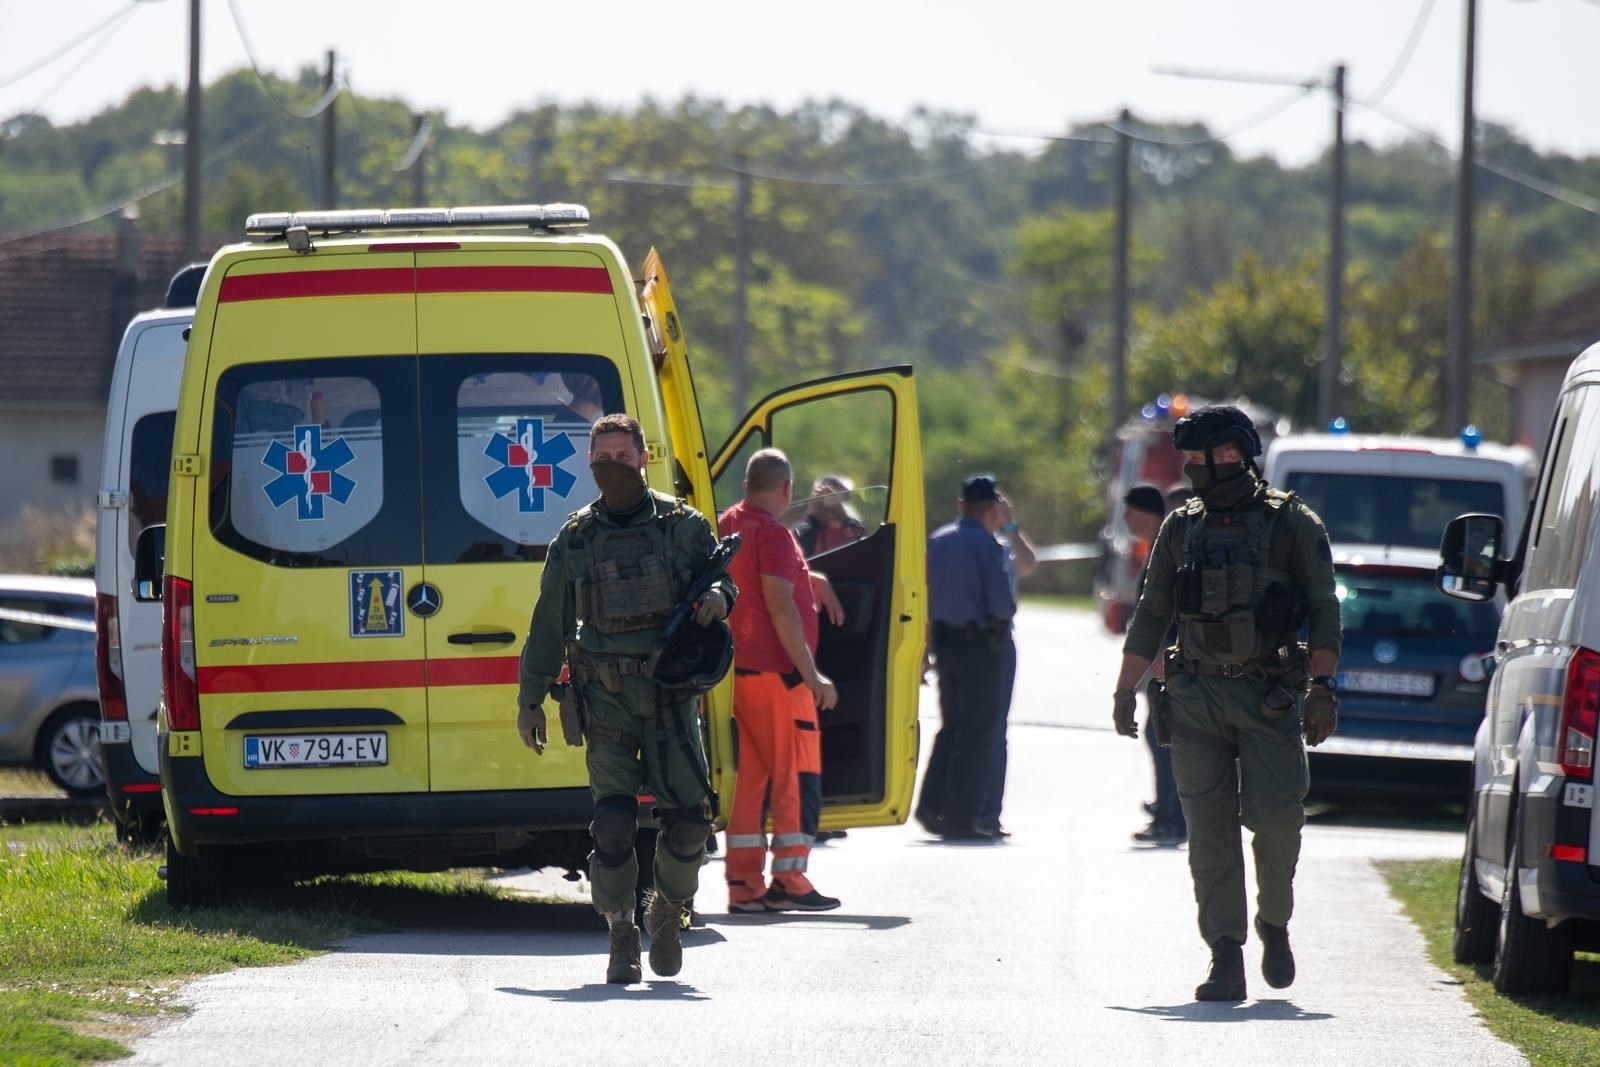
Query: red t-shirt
722 499 818 673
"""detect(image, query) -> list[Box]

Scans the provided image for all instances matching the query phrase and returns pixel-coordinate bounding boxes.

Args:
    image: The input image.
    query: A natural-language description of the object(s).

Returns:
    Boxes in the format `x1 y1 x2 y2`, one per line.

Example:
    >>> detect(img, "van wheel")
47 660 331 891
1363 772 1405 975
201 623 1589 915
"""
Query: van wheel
36 706 105 797
1453 808 1497 964
1493 821 1575 994
165 837 235 909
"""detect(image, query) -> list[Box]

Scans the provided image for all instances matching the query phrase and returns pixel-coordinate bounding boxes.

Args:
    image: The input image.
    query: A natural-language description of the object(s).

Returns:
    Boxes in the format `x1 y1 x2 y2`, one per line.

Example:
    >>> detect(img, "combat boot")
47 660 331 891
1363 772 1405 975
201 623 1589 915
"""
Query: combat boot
1194 938 1247 1002
644 891 685 978
605 921 641 985
1255 917 1296 989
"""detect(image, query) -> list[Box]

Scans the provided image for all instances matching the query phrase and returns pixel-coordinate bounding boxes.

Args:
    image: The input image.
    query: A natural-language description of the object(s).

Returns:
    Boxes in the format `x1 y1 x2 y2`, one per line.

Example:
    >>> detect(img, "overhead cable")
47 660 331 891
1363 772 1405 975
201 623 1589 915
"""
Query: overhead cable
224 0 342 119
22 8 144 116
1367 0 1438 106
0 2 139 92
1106 86 1315 147
393 116 433 172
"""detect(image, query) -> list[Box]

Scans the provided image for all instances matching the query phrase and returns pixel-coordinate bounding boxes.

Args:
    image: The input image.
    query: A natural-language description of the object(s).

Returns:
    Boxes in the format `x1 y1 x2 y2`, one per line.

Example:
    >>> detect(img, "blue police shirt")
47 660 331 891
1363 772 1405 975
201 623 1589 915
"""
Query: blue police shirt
927 515 1017 628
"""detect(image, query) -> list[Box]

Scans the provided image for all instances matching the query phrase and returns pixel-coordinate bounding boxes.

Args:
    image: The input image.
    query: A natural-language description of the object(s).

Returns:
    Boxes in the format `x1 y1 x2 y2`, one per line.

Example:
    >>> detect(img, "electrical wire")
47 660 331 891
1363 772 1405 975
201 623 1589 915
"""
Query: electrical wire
224 0 341 119
0 2 140 92
1106 85 1315 147
723 157 994 186
1367 0 1438 106
22 8 143 116
394 116 433 172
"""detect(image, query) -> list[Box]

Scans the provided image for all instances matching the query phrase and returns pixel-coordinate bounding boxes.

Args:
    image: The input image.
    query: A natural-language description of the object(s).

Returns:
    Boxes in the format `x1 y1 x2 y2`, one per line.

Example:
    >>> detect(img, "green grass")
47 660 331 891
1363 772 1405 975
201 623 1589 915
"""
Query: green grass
0 821 530 1065
0 770 66 798
1019 592 1097 613
1381 859 1600 1067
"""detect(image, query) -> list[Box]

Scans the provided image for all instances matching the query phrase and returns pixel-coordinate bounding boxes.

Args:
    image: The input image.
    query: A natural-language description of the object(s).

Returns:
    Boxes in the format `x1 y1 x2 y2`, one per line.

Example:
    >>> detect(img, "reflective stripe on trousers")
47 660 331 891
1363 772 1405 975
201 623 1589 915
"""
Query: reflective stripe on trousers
725 671 817 899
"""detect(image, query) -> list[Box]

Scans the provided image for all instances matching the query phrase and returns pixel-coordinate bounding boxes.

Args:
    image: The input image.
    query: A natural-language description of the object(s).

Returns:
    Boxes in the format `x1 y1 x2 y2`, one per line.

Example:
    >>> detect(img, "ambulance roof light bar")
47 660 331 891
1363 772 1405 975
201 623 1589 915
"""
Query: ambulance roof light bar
244 203 590 238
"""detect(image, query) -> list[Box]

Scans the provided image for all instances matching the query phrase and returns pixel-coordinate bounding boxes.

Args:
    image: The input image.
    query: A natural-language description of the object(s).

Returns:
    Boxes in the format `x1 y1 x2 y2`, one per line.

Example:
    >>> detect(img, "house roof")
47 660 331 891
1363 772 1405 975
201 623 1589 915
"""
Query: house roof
1476 277 1600 366
0 231 208 411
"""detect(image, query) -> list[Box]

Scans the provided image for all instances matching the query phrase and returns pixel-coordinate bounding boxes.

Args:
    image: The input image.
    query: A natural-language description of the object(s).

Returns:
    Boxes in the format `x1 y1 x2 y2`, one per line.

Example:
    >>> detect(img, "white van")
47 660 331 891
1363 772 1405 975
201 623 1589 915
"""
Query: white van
1441 342 1600 996
95 272 199 843
1263 431 1536 552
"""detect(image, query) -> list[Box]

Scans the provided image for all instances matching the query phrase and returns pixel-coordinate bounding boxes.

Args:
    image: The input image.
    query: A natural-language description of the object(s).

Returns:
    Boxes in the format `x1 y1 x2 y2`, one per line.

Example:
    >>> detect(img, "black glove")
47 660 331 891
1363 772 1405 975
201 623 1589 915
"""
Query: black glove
1113 688 1139 739
1303 685 1338 747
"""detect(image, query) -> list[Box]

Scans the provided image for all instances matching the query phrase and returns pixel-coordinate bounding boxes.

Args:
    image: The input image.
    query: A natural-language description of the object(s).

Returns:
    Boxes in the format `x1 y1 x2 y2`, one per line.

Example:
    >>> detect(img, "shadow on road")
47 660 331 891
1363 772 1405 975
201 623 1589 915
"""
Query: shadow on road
714 912 911 931
497 981 710 1002
1305 799 1467 834
1109 999 1334 1022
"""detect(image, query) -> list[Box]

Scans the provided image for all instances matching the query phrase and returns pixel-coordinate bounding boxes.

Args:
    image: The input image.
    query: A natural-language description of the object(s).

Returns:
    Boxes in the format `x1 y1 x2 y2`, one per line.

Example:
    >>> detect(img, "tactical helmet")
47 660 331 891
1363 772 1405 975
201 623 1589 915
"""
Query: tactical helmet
1172 405 1263 458
652 618 734 693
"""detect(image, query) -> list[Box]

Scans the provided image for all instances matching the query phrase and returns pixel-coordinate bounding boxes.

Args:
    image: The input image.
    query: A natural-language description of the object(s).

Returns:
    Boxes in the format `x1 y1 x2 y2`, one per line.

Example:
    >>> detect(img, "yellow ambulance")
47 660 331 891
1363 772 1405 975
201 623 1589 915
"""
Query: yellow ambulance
136 204 925 905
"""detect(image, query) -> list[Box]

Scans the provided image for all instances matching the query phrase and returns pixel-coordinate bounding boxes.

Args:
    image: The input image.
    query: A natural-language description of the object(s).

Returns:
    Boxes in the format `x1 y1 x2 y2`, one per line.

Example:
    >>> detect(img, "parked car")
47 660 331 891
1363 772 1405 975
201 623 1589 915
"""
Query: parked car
1442 339 1600 995
0 576 102 795
1307 546 1499 800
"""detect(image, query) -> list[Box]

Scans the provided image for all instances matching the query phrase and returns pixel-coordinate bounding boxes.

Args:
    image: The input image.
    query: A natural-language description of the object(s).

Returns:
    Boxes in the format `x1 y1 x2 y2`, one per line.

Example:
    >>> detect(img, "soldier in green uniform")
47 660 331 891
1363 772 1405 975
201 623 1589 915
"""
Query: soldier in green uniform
516 413 736 986
1110 406 1341 1002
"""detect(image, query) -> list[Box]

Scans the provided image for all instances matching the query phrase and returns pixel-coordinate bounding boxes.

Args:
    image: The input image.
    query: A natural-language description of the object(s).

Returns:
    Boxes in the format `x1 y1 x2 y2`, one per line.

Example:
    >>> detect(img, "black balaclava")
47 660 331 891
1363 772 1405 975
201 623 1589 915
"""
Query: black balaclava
591 460 648 513
1184 449 1258 510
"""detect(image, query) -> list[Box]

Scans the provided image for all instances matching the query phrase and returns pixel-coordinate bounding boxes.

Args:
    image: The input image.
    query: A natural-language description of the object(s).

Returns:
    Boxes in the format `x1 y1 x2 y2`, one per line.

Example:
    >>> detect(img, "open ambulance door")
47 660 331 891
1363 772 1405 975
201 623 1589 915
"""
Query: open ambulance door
710 368 926 829
639 250 737 811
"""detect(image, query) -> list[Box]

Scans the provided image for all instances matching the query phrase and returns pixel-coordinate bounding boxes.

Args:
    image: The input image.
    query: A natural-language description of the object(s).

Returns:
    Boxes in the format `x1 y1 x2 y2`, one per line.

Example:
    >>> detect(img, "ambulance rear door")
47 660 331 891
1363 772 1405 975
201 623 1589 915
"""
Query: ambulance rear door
710 368 927 829
413 245 629 794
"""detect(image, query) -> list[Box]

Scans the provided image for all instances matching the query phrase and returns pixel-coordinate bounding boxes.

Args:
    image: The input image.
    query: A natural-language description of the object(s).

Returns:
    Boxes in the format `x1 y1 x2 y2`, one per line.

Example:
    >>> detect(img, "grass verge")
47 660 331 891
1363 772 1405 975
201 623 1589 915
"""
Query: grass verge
0 769 67 798
1020 592 1097 613
0 820 536 1066
1380 859 1600 1067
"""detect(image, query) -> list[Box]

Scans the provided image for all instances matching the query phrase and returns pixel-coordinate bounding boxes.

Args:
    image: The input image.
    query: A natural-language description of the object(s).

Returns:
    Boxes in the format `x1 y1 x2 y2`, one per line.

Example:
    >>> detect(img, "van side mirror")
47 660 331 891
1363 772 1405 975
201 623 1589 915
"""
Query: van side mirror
1437 513 1503 603
133 525 166 602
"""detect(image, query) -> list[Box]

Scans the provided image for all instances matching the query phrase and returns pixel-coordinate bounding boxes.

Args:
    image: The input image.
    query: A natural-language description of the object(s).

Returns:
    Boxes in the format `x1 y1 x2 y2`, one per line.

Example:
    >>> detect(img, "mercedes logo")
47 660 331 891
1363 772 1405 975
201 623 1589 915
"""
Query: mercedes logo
406 582 442 618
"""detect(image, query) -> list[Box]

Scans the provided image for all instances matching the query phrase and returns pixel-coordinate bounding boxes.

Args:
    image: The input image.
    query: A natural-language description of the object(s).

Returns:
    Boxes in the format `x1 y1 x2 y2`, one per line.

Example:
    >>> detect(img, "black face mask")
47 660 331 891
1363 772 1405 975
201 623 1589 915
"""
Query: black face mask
1184 461 1256 509
591 460 647 512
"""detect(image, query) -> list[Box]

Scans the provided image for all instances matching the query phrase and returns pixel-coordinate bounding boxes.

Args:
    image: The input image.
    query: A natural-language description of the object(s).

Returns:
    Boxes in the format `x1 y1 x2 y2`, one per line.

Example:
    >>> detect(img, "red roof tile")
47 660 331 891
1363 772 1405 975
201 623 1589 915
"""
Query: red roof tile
1478 277 1600 365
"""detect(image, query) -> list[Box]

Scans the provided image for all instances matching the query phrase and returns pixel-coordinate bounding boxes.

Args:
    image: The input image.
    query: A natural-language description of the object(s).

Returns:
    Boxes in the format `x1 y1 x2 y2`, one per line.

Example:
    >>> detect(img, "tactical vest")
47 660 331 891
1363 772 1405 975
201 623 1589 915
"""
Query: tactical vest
571 492 686 635
1173 489 1298 666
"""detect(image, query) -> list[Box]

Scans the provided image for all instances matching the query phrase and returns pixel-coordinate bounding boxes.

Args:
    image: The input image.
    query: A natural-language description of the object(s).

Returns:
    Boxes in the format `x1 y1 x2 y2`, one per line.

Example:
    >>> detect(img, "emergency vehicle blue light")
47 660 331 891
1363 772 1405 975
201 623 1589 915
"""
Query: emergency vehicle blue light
1141 403 1158 420
1155 393 1172 415
1461 425 1482 450
1328 418 1350 434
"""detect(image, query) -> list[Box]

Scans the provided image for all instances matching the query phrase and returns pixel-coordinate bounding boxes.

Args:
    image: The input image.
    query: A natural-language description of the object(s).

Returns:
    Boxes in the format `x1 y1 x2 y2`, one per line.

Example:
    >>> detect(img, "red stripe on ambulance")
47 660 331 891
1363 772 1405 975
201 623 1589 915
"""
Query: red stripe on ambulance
219 268 415 302
197 656 522 694
415 265 612 294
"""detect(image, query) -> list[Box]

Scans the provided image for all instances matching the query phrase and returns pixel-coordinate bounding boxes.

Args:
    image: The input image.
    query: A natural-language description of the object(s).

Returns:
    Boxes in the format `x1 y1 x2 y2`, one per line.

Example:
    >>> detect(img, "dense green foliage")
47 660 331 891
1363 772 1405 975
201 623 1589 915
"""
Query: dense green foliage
4 69 1595 542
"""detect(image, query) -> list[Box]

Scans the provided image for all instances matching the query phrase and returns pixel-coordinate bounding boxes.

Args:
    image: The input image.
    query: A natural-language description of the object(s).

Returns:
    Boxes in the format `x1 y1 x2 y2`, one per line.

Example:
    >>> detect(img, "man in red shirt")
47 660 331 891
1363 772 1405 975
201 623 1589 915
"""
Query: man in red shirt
721 448 843 912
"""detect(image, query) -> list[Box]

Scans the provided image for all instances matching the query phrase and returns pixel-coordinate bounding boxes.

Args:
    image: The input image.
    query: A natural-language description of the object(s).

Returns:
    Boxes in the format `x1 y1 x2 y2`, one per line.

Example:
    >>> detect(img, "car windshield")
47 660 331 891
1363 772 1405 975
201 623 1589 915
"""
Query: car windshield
1283 471 1505 549
1335 567 1500 642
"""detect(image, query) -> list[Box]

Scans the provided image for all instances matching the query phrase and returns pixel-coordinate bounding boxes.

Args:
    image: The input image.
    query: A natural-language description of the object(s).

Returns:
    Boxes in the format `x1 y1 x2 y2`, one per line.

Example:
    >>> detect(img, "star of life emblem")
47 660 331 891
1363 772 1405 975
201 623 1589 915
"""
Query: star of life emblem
262 424 357 521
483 417 578 513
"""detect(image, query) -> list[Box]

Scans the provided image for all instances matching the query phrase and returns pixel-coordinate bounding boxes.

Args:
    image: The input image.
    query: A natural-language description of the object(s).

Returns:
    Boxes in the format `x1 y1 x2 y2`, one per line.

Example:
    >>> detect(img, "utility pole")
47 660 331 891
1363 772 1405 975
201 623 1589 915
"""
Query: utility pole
1320 64 1346 429
182 0 202 260
1110 108 1132 439
732 154 752 415
321 50 336 209
1447 0 1478 431
410 113 426 205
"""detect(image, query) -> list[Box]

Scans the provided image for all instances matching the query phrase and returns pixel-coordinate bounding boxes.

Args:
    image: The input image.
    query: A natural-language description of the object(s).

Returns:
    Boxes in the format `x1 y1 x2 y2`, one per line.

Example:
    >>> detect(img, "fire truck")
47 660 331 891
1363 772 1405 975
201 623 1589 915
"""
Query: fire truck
1094 394 1287 633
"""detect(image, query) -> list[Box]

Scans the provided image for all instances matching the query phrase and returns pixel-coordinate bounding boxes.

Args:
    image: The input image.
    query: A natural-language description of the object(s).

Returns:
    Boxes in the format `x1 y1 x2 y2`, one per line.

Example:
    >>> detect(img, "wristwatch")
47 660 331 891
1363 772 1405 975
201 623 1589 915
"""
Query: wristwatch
1310 675 1338 692
1001 521 1020 534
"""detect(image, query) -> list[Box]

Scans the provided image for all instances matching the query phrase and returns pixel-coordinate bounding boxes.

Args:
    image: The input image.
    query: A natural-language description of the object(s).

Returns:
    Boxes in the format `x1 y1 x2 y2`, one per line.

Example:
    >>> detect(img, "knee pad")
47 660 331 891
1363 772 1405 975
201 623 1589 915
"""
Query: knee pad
590 795 639 869
658 807 712 862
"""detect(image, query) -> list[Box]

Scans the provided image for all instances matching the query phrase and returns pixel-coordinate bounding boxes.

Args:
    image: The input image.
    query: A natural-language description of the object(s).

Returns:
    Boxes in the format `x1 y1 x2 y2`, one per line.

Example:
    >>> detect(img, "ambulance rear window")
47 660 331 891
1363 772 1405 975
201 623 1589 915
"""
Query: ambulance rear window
209 357 421 567
127 410 175 554
1283 472 1504 550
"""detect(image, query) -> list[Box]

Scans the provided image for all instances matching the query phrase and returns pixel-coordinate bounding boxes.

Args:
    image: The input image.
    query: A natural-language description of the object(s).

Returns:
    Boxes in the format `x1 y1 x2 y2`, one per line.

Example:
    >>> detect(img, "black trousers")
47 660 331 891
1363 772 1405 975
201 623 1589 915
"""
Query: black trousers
917 625 1011 830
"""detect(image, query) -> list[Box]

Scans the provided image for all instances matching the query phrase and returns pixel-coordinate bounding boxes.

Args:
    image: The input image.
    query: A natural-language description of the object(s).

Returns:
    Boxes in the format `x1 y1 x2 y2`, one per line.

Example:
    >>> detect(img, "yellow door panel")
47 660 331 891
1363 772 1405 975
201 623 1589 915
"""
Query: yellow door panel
640 249 715 517
711 368 926 829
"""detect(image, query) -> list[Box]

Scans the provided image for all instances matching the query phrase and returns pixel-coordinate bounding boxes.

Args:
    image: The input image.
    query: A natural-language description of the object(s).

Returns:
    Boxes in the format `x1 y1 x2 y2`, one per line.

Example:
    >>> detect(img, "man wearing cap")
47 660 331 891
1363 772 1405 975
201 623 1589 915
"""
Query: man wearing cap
1123 483 1186 846
914 474 1020 841
1109 406 1341 1002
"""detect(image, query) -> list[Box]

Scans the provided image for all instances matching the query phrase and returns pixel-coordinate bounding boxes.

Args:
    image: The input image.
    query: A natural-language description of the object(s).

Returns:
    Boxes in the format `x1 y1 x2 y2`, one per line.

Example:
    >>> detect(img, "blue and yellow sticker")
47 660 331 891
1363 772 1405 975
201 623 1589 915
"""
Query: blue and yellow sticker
350 569 403 638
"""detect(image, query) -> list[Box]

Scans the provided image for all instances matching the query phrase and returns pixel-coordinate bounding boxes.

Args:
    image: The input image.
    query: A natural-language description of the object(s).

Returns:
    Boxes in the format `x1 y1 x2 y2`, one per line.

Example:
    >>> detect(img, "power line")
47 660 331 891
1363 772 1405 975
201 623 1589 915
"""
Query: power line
1107 86 1314 147
0 2 140 92
1367 0 1438 106
723 157 994 186
22 8 143 116
224 0 342 119
393 115 433 172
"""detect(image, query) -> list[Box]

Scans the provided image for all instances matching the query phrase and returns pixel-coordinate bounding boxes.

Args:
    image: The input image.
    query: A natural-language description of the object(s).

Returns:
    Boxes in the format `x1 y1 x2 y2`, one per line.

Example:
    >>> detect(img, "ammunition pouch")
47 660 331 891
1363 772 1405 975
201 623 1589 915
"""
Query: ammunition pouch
556 683 585 747
570 650 652 694
1255 581 1308 636
1146 677 1173 749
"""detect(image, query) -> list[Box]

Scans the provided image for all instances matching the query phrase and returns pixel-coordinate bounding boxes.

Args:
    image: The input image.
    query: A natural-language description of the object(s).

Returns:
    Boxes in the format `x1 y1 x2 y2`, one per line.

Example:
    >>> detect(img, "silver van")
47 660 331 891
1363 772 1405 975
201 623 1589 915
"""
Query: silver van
1441 340 1600 994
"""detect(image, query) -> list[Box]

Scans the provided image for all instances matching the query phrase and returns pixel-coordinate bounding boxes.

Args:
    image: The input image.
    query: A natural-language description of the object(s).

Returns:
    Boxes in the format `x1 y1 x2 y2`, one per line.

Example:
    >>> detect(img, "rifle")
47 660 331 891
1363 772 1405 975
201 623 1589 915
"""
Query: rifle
644 532 741 678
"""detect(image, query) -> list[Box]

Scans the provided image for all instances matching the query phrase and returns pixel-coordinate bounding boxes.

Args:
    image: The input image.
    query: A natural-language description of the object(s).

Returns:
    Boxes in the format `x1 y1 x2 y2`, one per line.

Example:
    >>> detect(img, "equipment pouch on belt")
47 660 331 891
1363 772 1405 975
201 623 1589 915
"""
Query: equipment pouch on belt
1147 677 1173 748
555 682 585 747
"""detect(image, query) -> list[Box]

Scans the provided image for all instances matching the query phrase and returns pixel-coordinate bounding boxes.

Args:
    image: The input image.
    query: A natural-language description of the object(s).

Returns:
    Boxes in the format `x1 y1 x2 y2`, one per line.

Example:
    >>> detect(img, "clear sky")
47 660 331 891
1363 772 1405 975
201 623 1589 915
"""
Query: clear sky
2 0 1596 167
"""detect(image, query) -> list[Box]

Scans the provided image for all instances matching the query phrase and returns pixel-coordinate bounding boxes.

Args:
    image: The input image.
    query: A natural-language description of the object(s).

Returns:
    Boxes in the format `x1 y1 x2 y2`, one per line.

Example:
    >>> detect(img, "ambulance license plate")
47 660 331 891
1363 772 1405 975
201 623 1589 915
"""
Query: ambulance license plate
244 733 387 769
1337 670 1436 697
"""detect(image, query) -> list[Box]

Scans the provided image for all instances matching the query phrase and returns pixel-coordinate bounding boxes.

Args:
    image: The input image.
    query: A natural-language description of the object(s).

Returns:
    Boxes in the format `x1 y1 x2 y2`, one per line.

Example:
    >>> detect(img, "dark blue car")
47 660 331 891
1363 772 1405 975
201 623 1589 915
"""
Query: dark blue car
1307 546 1501 800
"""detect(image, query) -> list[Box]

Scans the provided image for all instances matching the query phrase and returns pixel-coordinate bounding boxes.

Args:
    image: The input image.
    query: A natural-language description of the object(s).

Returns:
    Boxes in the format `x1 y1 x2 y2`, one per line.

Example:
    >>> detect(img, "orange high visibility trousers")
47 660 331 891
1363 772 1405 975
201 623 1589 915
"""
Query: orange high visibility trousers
725 671 816 902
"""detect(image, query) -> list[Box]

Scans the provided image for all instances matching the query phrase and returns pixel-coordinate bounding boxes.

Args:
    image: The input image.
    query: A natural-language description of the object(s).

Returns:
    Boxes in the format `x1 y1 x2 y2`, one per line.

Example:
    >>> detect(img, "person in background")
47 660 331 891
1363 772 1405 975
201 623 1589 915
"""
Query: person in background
794 474 870 557
915 474 1018 841
721 448 844 912
1123 484 1186 846
977 487 1035 838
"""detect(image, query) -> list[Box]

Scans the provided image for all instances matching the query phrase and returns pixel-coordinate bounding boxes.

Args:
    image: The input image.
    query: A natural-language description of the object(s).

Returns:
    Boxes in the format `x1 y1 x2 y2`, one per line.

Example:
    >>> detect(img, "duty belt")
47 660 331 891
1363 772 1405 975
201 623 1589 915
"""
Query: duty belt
570 650 652 693
1174 659 1271 681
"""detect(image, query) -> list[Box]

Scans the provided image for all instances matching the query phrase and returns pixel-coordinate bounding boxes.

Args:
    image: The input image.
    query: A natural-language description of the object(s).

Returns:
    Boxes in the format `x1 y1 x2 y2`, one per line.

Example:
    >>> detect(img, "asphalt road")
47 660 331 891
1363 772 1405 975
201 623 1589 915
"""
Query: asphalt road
126 603 1523 1066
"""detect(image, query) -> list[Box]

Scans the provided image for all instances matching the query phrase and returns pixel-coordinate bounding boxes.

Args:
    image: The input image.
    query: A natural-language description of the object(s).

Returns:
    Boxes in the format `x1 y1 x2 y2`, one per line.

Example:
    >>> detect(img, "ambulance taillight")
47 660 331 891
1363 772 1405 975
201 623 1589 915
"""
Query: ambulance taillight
162 577 199 731
95 593 128 722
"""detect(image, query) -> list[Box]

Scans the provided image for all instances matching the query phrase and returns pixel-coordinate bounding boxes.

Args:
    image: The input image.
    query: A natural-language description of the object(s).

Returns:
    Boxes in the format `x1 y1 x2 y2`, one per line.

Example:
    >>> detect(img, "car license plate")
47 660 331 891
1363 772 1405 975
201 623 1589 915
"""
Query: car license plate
1337 670 1436 697
244 732 387 769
